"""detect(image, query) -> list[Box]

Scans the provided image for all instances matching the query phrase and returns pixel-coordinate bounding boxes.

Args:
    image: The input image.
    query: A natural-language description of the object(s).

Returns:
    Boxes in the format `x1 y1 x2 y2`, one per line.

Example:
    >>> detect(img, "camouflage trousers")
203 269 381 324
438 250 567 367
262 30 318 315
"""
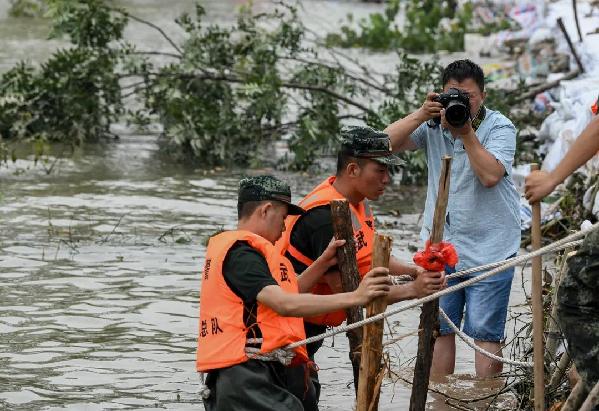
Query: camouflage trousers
557 228 599 388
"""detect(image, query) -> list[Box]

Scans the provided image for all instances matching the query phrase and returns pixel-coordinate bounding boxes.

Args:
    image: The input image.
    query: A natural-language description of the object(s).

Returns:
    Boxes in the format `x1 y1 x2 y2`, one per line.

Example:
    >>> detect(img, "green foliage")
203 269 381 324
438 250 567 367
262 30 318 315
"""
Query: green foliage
364 54 442 183
8 0 46 18
0 0 449 181
0 140 7 164
138 3 374 169
46 0 127 48
475 18 514 36
326 0 473 53
142 4 298 167
0 0 125 153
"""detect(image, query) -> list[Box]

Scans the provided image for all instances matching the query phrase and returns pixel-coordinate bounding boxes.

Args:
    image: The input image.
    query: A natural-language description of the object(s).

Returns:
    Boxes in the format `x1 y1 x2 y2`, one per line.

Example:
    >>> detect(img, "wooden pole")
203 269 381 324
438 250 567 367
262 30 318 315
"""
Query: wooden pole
573 0 583 42
356 234 393 411
580 381 599 411
557 17 585 73
514 70 580 103
409 155 452 411
331 199 364 394
548 352 571 391
562 380 589 411
530 163 545 411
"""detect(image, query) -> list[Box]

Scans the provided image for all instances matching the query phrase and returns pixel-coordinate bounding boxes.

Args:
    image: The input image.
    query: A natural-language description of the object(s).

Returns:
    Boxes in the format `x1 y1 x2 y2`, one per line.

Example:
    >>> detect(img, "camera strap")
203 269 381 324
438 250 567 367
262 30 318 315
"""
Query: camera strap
471 105 486 131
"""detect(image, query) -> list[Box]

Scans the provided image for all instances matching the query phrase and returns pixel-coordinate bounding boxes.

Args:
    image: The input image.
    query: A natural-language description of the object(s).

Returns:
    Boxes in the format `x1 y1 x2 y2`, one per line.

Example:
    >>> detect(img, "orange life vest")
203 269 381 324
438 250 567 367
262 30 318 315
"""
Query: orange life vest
196 230 308 372
276 176 375 326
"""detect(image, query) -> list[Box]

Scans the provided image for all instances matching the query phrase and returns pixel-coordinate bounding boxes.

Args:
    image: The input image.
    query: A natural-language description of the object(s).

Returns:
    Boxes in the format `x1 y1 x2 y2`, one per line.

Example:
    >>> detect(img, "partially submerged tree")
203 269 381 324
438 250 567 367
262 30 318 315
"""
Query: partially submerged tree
325 0 474 52
0 0 442 179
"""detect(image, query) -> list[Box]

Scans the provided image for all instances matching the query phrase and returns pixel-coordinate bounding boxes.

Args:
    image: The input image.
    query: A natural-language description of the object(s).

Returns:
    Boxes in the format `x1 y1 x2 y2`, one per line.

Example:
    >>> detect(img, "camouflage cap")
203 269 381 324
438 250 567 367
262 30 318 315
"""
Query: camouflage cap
238 175 304 215
340 126 405 167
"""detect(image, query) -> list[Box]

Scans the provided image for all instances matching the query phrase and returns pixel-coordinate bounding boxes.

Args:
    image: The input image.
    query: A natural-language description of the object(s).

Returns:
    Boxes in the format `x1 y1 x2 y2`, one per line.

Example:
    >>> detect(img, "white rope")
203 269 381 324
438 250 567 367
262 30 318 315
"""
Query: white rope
439 308 533 368
199 372 210 400
284 222 599 351
445 239 584 279
197 339 295 398
389 239 583 286
245 346 294 365
200 224 596 366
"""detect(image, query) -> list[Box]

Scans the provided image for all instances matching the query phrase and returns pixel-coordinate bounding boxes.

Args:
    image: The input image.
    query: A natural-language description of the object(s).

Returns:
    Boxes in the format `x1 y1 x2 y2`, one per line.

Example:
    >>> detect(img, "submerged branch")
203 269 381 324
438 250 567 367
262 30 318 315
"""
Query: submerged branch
111 8 183 55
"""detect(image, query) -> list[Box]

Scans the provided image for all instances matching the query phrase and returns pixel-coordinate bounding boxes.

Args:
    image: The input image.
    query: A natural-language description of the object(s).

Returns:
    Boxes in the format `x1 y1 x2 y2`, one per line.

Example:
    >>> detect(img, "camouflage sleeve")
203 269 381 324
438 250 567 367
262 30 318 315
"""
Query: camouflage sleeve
557 229 599 387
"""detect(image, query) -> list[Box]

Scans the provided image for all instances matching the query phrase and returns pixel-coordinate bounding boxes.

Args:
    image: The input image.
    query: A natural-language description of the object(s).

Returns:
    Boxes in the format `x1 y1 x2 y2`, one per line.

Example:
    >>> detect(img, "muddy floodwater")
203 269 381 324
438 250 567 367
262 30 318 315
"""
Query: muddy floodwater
0 1 534 409
0 133 532 410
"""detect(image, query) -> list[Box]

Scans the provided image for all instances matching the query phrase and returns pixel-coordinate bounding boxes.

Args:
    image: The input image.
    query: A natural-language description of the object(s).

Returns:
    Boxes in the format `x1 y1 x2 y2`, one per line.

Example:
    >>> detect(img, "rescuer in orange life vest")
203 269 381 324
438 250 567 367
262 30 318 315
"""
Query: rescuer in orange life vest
277 126 447 410
196 175 392 411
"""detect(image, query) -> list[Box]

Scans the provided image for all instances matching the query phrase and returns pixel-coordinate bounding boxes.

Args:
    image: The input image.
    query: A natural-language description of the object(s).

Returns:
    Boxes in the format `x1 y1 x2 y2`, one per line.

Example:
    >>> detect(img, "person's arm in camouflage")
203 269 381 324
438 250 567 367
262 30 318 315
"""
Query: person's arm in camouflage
525 115 599 203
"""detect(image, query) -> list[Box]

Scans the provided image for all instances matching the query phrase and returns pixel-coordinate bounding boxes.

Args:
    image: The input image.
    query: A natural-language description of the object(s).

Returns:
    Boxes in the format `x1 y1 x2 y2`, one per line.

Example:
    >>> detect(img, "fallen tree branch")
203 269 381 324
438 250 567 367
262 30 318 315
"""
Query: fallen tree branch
111 8 183 55
514 70 580 102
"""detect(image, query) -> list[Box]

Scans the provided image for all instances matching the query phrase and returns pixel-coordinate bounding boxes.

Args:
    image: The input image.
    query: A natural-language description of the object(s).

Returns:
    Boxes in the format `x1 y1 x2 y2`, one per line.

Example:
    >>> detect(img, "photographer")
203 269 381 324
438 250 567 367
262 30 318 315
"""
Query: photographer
384 59 520 377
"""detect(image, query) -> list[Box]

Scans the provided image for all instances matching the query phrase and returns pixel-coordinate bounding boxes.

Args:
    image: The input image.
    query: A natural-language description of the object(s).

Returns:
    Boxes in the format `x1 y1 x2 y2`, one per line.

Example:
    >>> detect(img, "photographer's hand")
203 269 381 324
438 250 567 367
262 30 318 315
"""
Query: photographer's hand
416 92 443 122
440 109 473 139
384 91 442 152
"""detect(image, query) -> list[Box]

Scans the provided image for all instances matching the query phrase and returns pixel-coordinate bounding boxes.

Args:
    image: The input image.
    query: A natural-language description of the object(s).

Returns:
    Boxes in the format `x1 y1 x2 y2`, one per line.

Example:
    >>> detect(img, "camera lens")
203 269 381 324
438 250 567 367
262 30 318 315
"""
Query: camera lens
445 101 469 127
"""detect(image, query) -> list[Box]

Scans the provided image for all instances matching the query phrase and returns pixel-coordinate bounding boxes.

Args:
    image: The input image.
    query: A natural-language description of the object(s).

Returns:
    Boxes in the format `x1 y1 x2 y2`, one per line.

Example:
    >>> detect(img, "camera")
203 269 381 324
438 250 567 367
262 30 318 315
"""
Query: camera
431 88 471 128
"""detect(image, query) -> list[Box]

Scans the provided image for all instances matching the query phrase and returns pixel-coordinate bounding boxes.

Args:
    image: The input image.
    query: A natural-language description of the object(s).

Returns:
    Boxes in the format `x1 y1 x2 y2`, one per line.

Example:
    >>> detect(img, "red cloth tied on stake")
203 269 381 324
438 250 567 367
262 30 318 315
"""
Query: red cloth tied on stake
413 240 459 272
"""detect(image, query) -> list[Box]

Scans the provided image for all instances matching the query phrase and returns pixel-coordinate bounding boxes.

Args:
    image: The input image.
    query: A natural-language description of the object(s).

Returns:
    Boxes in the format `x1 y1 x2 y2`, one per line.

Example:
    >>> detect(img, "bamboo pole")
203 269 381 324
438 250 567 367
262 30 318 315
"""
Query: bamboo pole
409 155 452 411
330 199 364 394
514 70 580 103
548 352 571 391
557 17 585 73
580 381 599 411
357 234 393 411
530 163 545 411
562 380 589 411
573 0 583 42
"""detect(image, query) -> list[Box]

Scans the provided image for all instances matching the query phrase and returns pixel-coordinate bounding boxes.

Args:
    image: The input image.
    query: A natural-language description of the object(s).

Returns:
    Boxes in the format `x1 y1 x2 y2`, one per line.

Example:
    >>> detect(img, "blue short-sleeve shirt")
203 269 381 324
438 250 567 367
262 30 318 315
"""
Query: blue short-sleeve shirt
410 108 521 271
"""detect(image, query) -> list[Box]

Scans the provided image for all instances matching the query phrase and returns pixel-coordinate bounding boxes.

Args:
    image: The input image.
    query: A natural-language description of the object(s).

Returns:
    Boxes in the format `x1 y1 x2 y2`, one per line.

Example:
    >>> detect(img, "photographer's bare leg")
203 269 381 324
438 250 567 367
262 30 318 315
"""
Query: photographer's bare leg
432 334 456 375
474 341 503 377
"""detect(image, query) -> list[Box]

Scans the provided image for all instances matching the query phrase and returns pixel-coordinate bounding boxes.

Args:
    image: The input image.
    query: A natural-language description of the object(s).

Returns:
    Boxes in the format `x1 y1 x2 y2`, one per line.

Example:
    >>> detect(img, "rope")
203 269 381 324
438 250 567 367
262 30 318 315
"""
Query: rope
199 224 596 367
245 346 294 365
445 239 584 279
439 308 533 368
284 221 598 351
389 239 583 286
197 339 295 398
199 372 210 400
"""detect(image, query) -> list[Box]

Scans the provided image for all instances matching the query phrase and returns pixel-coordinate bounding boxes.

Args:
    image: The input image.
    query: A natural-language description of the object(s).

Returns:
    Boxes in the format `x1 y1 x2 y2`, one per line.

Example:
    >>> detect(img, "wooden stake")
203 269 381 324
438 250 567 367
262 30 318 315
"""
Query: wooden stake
331 199 364 394
514 70 580 103
409 156 452 411
548 352 571 391
356 234 392 411
562 380 589 411
557 17 585 73
580 381 599 411
530 163 545 411
573 0 583 42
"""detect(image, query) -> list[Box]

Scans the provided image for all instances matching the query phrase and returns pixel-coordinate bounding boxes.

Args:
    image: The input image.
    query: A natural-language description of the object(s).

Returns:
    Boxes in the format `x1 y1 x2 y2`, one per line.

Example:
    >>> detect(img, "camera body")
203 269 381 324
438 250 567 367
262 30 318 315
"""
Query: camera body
432 87 471 128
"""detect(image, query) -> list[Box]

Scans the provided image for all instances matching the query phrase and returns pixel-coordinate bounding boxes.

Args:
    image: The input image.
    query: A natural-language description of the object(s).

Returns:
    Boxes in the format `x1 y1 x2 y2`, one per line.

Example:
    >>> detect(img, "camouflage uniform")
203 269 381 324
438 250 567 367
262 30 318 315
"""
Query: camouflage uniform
557 228 599 388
